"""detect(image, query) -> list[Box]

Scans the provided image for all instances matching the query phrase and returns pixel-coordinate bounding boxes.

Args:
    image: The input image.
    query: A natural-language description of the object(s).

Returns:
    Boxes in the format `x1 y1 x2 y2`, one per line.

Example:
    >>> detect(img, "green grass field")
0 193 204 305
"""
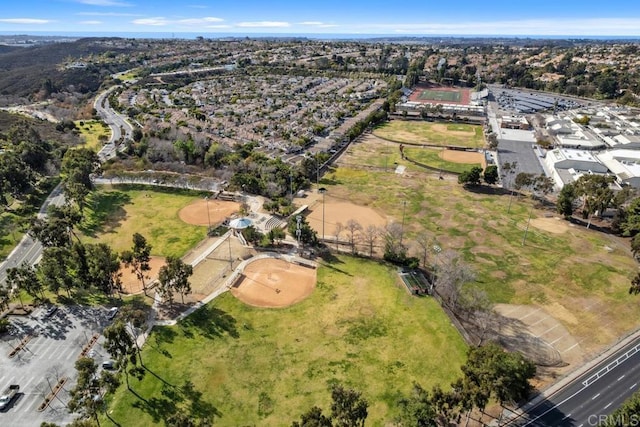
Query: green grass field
325 142 639 354
80 185 206 257
404 147 481 173
373 120 484 148
75 120 110 152
417 89 461 102
103 255 467 426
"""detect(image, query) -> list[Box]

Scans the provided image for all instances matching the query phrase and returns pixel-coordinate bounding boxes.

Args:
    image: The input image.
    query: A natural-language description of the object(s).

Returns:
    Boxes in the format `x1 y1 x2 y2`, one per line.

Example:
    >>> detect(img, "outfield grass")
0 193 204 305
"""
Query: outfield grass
404 147 481 173
75 120 110 152
373 120 484 148
80 185 206 257
103 255 467 426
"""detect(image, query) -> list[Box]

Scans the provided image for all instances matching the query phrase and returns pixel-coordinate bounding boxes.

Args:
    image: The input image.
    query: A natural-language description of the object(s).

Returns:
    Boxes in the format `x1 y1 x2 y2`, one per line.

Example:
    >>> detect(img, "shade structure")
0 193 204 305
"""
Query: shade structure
229 217 253 229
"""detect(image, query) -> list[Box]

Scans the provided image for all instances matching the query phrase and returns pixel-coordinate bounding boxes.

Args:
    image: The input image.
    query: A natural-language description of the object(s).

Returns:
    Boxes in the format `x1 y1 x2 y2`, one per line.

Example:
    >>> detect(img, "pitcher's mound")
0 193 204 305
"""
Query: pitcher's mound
231 258 316 308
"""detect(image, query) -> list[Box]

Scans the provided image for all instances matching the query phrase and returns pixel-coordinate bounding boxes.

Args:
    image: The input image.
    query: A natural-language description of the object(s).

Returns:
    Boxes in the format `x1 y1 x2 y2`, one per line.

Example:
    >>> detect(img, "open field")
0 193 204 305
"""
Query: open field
80 185 207 258
373 120 484 148
408 85 471 105
103 255 467 426
75 119 110 151
405 147 483 174
330 134 639 365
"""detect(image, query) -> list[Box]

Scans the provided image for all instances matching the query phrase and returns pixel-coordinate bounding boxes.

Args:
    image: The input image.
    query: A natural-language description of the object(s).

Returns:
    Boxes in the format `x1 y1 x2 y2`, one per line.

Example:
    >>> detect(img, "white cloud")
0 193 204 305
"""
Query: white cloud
132 17 169 26
76 0 132 6
236 21 290 28
0 18 50 24
177 17 224 25
367 18 640 36
76 12 141 16
205 25 232 29
80 20 103 25
299 21 324 26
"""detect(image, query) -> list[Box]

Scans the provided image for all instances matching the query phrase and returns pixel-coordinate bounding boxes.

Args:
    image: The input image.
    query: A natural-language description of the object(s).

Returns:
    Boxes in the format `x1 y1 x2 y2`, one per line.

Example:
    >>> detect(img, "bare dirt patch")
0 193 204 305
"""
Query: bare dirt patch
178 199 239 226
231 258 317 308
120 256 165 295
305 198 388 238
530 217 570 234
440 149 486 168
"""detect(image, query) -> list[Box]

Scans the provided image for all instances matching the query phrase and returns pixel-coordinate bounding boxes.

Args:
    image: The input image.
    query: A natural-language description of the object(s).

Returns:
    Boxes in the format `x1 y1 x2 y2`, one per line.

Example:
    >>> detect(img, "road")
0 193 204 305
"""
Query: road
508 336 640 426
0 184 65 285
93 85 133 160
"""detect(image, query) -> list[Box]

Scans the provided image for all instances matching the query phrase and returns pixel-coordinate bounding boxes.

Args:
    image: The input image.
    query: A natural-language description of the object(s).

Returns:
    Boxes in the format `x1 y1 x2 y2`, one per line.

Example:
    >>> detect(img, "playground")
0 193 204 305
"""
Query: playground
231 258 317 308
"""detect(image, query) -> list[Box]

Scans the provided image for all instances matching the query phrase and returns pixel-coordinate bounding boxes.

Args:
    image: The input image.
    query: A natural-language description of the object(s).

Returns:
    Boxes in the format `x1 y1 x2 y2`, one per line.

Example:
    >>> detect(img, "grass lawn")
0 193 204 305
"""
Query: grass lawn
75 119 110 151
79 185 207 257
327 139 639 355
404 147 481 174
103 255 467 426
373 120 484 148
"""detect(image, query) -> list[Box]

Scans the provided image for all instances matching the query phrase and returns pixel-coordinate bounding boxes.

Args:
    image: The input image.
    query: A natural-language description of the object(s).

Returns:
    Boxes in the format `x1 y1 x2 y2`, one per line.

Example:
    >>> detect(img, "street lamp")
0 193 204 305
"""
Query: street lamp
318 187 327 241
204 196 211 234
400 200 407 246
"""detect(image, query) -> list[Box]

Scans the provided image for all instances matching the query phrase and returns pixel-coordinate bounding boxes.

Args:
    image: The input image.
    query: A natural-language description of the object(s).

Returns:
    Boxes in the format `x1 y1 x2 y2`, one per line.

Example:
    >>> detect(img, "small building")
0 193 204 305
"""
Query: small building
500 115 530 130
545 148 608 188
596 149 640 188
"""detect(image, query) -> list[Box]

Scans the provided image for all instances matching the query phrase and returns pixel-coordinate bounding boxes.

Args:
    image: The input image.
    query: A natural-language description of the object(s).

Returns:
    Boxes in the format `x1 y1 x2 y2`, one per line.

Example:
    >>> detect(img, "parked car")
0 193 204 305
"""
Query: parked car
0 384 19 410
107 307 118 320
43 306 58 319
102 360 116 370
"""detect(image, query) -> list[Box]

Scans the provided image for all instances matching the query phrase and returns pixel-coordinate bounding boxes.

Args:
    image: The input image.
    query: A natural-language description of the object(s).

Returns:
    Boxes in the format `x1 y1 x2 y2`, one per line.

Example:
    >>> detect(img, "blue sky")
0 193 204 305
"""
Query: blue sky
1 0 640 36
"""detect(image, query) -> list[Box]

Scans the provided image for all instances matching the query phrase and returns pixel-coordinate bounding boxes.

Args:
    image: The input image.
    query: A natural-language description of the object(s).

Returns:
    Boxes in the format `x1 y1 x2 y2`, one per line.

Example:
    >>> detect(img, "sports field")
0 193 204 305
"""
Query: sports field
373 120 484 148
331 133 639 365
417 89 461 102
103 256 467 426
80 185 207 257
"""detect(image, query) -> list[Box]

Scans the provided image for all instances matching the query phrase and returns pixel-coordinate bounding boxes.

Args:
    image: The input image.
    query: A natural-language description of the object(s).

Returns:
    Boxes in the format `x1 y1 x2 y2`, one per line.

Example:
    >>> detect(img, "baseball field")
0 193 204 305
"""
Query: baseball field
373 120 484 148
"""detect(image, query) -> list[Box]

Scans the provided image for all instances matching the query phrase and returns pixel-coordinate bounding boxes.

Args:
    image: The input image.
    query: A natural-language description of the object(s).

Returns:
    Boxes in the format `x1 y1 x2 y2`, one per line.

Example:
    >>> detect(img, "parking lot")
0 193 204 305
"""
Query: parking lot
0 306 112 426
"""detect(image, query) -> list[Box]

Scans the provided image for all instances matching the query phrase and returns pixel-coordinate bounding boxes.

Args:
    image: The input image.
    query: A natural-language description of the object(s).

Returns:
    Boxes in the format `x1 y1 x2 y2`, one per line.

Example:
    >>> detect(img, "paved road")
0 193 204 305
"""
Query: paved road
509 336 640 426
0 184 65 285
93 86 133 160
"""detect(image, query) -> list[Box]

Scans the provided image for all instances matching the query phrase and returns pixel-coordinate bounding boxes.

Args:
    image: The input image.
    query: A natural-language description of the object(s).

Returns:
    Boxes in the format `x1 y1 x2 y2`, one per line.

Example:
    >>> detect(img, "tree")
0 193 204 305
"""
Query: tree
121 233 152 295
344 219 363 255
288 216 318 246
630 272 640 295
460 343 536 410
604 389 640 426
632 234 640 261
37 246 76 297
103 320 143 389
396 383 438 427
483 165 499 185
361 225 379 257
334 222 345 250
29 204 82 248
574 174 615 228
434 250 476 313
458 166 483 186
158 256 193 305
86 243 122 296
292 406 333 427
414 232 433 268
6 263 44 301
330 385 368 427
557 182 577 219
68 357 103 425
61 148 100 213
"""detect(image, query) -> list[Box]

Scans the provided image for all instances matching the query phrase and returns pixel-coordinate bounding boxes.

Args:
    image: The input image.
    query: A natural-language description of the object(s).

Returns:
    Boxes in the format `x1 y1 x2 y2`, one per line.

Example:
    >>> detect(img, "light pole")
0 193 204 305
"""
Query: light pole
400 200 407 246
204 196 211 234
318 187 327 241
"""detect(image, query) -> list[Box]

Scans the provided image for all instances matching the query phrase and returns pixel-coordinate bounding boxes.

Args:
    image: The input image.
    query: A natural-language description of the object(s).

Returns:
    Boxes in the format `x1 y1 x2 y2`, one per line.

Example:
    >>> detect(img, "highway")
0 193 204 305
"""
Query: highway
509 335 640 426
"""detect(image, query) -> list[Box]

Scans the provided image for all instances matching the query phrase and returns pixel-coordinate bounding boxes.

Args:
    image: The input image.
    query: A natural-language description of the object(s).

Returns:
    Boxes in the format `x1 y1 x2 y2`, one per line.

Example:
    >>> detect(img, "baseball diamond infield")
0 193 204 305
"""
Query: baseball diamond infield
231 258 317 308
178 199 240 226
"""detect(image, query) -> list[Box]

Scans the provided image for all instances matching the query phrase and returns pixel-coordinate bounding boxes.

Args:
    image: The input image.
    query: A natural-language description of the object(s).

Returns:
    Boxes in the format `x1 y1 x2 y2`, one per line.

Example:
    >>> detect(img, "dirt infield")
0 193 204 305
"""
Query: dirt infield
306 198 388 238
119 256 165 294
440 149 486 169
231 258 317 308
178 199 239 226
408 85 471 105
